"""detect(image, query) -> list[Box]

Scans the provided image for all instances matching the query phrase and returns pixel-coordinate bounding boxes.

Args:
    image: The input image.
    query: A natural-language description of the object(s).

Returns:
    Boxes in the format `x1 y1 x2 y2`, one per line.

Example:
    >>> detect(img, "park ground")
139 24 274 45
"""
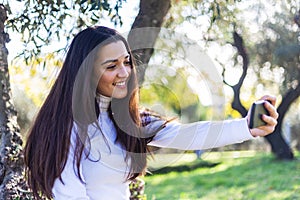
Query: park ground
144 150 300 200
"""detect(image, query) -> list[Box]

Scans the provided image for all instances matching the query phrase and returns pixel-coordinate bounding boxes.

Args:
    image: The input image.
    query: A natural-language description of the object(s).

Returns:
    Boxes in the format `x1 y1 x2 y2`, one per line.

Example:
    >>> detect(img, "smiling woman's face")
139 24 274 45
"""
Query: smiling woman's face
95 41 132 99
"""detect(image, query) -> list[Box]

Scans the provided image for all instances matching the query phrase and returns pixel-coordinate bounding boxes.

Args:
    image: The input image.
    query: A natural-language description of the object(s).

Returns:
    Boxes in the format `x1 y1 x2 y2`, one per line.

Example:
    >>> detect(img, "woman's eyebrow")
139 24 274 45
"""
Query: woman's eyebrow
101 54 130 65
101 59 118 65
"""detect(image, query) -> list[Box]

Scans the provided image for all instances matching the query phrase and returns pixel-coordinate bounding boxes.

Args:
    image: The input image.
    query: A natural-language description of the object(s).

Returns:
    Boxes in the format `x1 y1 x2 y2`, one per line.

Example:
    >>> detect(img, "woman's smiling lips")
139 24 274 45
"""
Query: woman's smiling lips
113 80 127 88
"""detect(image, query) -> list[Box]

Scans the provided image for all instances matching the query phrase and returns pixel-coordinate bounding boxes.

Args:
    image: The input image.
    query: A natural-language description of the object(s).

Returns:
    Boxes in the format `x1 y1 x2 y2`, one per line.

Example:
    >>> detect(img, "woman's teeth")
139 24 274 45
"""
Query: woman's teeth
113 81 125 86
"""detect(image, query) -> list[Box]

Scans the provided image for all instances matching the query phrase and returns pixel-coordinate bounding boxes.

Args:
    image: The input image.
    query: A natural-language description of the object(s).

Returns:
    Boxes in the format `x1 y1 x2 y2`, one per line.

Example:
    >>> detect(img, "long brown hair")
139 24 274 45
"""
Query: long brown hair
24 26 159 199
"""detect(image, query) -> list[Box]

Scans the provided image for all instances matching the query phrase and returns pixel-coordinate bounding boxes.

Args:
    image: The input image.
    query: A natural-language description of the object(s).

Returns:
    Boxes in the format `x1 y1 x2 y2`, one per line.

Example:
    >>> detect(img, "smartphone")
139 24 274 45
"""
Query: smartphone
249 100 270 129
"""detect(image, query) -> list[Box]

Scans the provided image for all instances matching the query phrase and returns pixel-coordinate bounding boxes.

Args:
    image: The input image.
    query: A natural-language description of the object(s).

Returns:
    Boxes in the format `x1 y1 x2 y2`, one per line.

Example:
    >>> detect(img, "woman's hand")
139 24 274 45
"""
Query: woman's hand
247 95 279 137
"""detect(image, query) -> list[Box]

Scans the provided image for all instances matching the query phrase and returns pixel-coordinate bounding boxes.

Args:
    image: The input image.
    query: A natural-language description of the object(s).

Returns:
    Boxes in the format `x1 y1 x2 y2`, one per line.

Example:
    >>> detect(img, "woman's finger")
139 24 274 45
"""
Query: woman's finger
250 123 276 137
259 95 277 106
264 101 279 119
262 114 277 127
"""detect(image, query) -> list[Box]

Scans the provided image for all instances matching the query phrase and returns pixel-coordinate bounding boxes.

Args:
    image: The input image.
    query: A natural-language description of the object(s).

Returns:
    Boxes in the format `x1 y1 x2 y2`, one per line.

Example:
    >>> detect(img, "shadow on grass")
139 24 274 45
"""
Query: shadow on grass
148 160 221 175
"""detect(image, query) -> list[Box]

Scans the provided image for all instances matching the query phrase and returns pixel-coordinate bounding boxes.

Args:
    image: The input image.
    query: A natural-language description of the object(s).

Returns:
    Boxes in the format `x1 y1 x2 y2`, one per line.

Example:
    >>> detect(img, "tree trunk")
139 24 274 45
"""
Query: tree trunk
0 4 33 199
265 85 300 160
127 0 171 196
265 126 294 160
128 0 171 85
265 105 294 160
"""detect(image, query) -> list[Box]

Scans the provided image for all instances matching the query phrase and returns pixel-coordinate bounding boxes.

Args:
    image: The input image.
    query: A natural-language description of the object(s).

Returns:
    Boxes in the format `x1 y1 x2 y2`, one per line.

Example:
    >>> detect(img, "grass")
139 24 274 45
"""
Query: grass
144 151 300 200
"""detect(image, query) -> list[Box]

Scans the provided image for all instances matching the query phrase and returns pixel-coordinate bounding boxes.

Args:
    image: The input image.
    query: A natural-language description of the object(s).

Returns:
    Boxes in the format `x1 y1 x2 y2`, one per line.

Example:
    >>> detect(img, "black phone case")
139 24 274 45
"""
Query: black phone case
249 101 269 129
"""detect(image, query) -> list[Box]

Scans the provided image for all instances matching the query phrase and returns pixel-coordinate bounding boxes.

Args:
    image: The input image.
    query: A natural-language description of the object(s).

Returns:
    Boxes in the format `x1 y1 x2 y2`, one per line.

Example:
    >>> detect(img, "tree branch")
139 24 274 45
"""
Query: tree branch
276 83 300 130
220 61 232 87
230 31 248 117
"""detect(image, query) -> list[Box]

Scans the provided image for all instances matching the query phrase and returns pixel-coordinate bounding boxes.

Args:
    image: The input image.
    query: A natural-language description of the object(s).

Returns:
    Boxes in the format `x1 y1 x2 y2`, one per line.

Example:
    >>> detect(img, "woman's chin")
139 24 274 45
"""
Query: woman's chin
111 89 128 99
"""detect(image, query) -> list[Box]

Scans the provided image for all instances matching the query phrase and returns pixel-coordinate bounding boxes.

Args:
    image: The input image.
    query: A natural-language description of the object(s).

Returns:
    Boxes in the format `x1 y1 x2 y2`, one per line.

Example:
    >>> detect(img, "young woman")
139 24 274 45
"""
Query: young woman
24 26 278 200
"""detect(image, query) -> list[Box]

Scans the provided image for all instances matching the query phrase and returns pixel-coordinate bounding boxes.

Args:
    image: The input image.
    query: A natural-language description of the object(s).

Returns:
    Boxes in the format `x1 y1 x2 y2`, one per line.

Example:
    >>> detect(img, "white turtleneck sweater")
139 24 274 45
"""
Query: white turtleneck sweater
52 95 254 200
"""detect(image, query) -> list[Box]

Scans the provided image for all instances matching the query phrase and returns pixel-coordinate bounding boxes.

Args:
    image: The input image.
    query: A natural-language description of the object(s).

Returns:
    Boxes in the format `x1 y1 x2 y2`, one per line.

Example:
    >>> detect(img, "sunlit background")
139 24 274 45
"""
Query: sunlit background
2 0 300 199
7 0 300 150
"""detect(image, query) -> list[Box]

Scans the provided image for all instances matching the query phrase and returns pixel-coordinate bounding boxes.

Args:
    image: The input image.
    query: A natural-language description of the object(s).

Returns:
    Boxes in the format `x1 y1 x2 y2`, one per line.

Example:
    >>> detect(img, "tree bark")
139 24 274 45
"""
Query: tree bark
128 0 171 85
0 4 33 199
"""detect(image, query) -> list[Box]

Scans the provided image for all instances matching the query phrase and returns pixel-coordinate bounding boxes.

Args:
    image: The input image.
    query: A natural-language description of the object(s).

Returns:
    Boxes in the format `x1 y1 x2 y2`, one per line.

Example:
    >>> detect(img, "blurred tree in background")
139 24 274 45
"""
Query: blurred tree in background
10 54 62 134
162 0 299 159
202 0 299 159
140 64 211 122
251 1 300 158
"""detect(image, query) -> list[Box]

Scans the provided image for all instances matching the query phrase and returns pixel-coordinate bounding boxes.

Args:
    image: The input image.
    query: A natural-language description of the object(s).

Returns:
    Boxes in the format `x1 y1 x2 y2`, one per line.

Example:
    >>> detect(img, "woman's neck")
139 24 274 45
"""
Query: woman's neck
96 93 111 112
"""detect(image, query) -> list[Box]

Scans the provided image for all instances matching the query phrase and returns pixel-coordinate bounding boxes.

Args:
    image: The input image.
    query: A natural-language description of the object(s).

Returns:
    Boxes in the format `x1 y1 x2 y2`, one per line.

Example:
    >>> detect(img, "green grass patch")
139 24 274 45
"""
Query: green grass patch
144 151 300 200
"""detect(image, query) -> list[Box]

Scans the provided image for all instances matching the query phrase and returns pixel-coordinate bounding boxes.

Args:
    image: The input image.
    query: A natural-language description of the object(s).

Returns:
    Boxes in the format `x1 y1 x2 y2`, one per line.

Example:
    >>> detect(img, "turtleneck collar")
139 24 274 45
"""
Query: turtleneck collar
96 93 111 112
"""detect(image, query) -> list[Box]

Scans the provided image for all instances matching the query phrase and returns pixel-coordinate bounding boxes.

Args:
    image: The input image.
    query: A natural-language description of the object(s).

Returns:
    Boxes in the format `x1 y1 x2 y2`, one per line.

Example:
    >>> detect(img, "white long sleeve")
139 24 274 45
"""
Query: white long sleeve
148 118 254 150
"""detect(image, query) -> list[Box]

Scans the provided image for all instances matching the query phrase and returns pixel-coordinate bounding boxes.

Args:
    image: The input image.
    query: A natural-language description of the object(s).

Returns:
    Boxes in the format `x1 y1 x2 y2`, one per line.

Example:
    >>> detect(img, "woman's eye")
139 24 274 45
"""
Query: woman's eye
107 65 116 69
124 61 131 65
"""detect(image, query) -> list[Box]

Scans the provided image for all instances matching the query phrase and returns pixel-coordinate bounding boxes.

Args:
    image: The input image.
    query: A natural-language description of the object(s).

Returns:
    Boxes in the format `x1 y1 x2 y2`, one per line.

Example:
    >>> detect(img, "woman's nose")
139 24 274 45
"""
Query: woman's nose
117 65 130 78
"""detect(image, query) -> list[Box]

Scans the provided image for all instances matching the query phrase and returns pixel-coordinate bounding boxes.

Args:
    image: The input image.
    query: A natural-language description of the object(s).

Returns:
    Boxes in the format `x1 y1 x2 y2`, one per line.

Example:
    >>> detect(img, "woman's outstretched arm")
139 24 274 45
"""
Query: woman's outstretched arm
147 95 278 150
